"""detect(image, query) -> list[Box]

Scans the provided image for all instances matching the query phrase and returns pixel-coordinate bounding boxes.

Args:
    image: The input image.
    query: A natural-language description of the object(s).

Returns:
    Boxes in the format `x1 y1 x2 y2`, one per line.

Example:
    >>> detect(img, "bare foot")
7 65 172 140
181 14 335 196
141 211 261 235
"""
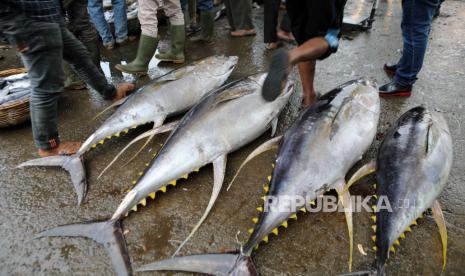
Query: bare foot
113 82 135 102
38 141 82 157
277 30 295 42
230 29 256 37
265 42 280 50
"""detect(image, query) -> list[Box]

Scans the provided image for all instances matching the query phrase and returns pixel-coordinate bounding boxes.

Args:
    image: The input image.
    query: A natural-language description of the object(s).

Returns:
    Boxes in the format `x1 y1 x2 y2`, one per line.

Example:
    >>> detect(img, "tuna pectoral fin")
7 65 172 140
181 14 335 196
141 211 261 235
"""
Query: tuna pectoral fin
335 179 354 272
173 155 227 257
98 120 178 179
35 220 132 276
344 160 376 192
17 155 87 206
432 200 448 271
137 253 258 276
227 135 282 191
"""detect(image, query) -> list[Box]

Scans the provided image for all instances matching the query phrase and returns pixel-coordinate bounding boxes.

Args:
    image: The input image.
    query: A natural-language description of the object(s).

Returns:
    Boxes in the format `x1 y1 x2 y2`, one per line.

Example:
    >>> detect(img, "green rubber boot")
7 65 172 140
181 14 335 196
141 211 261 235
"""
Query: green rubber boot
191 11 214 43
156 25 185 64
115 35 158 74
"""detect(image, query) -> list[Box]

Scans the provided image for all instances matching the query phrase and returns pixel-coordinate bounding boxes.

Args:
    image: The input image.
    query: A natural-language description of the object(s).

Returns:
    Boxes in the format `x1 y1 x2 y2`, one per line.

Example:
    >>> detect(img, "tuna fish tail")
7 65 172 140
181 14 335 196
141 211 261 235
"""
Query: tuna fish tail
35 220 132 276
17 155 87 206
137 253 258 276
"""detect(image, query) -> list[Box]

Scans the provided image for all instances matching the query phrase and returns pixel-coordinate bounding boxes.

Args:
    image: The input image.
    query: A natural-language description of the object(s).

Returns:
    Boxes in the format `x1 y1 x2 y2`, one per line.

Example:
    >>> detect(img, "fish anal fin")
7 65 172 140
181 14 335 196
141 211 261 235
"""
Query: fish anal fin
335 179 354 272
344 161 376 192
432 200 448 271
172 155 227 257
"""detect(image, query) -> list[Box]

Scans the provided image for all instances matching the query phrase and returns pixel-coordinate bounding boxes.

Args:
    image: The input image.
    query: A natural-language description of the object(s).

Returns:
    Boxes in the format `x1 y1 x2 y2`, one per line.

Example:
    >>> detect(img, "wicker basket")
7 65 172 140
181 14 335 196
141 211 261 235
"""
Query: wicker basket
0 68 30 128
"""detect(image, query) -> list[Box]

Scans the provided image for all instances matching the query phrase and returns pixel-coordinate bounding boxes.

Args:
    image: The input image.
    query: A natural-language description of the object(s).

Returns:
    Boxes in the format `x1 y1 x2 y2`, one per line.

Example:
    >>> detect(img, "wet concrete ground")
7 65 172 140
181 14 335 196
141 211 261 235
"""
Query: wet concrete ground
1 1 465 275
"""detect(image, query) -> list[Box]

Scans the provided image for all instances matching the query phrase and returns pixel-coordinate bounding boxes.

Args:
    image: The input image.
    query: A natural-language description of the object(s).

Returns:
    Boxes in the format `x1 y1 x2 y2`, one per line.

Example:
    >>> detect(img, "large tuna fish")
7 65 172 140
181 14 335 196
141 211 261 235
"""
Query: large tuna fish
136 78 380 275
34 73 295 275
344 106 452 275
17 56 238 205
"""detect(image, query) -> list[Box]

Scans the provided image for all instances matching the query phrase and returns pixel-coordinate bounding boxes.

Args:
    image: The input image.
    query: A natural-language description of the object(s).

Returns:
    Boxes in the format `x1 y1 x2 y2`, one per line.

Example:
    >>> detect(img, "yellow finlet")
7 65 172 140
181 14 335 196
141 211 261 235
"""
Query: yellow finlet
252 217 259 224
267 175 272 182
299 207 307 213
115 133 120 137
290 214 298 220
260 196 266 201
131 205 137 212
411 220 418 226
371 235 376 242
98 140 104 145
139 198 146 206
372 205 377 212
263 186 269 193
373 246 377 251
394 239 400 246
194 168 200 172
371 216 376 222
281 221 288 228
138 172 143 176
123 129 129 133
310 200 315 205
373 195 378 199
182 174 189 179
248 228 254 234
256 207 263 212
372 184 377 189
263 235 269 243
271 228 278 235
160 186 167 193
106 136 112 139
132 180 137 185
91 144 97 148
400 233 406 239
145 163 149 167
419 213 424 219
405 226 412 232
271 163 275 168
390 246 395 253
169 180 177 186
372 225 377 232
148 192 155 199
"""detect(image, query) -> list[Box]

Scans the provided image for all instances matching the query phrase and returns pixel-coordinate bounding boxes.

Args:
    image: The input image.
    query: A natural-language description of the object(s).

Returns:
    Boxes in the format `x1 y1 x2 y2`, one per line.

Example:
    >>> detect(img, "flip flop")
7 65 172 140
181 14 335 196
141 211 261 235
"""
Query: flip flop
262 48 289 101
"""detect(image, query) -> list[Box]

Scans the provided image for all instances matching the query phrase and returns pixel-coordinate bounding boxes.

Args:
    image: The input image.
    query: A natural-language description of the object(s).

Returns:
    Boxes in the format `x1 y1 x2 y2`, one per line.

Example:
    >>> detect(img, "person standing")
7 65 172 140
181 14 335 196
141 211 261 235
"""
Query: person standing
224 0 256 37
189 0 215 44
88 0 129 50
63 0 102 89
0 0 134 156
262 0 347 107
115 0 185 74
264 0 294 50
379 0 441 97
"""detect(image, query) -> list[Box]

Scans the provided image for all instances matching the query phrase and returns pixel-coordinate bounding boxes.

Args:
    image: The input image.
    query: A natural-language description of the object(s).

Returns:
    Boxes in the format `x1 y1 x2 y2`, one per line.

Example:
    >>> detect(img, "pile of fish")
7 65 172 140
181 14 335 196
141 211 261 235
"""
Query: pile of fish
33 71 295 275
18 55 238 205
0 72 30 106
136 78 381 275
13 54 453 275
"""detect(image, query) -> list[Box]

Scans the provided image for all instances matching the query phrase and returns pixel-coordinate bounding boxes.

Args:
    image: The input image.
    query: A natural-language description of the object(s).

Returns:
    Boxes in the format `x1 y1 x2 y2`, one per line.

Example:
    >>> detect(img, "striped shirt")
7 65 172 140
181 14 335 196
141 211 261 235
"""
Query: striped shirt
0 0 64 24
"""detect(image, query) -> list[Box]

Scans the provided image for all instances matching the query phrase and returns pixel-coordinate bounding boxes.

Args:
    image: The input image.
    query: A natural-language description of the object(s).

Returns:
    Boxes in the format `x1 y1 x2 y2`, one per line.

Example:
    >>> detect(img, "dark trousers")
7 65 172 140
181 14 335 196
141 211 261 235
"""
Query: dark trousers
8 21 115 150
264 0 291 43
224 0 254 31
394 0 440 86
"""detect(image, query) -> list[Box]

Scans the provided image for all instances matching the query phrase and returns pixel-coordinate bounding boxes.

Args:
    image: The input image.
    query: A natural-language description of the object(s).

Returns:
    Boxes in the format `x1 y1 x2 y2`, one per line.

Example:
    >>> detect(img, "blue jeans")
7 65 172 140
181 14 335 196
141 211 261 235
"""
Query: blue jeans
87 0 128 45
394 0 440 86
180 0 213 12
